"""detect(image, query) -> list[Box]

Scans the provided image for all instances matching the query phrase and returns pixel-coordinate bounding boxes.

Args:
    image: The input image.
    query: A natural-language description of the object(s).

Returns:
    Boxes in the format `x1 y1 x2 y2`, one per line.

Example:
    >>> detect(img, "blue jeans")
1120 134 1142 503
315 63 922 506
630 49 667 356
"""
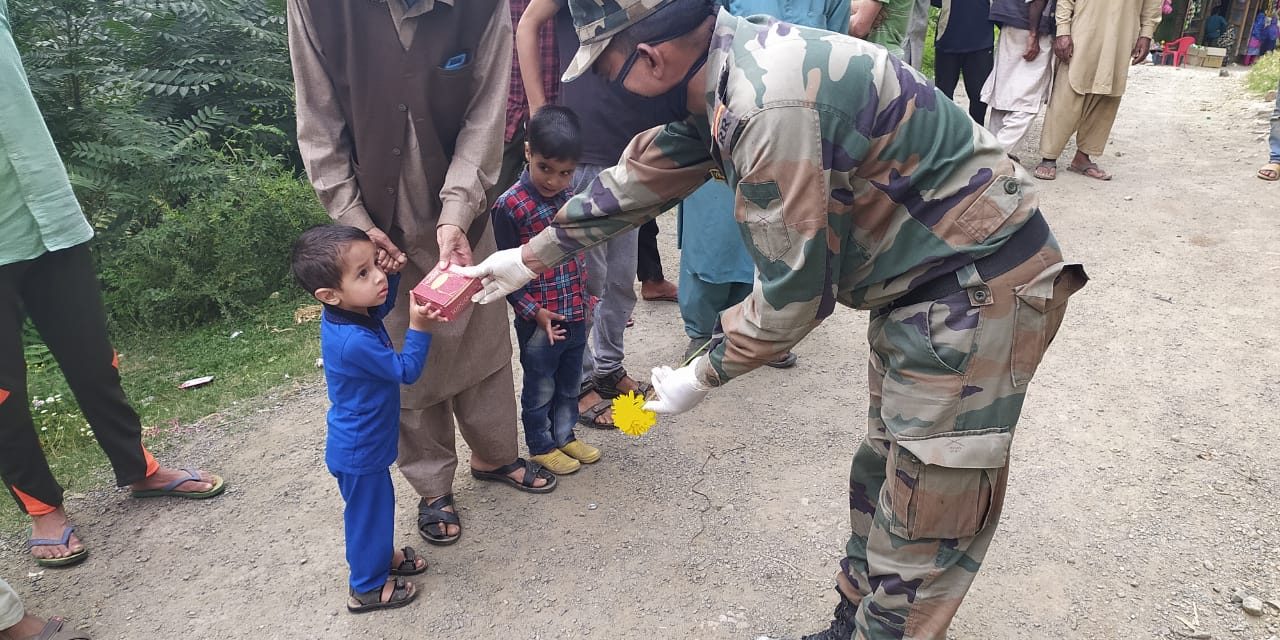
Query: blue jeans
515 317 587 455
1270 83 1280 163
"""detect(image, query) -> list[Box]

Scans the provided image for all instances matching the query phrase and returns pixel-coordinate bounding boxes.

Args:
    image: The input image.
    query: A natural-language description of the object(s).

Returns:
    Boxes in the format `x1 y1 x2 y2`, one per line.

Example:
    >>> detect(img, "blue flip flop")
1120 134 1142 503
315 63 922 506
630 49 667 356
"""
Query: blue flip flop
28 525 88 568
130 468 226 499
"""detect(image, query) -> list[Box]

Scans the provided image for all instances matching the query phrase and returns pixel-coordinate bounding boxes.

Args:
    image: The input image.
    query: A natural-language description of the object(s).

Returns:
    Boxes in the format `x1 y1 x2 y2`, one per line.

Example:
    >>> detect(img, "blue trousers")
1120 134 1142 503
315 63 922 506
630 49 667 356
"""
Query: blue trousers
1270 80 1280 163
332 468 395 594
515 317 586 455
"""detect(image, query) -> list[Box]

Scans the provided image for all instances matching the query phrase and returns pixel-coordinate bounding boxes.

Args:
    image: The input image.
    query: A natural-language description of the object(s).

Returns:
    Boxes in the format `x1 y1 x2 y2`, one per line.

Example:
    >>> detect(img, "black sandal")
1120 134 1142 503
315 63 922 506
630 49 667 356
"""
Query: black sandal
470 458 557 494
577 397 615 430
417 495 461 546
390 546 427 575
592 367 653 400
347 577 417 613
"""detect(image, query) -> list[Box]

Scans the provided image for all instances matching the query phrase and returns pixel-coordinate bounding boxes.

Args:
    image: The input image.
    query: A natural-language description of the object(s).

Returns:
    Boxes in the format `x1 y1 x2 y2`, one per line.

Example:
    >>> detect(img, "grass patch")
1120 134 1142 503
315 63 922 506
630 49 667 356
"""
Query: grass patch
1246 51 1280 96
5 295 322 529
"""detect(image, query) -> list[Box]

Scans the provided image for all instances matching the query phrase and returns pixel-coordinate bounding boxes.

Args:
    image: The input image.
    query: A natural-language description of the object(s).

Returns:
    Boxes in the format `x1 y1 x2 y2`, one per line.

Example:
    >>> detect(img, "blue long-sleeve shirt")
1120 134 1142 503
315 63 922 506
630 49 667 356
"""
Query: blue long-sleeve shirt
320 274 431 474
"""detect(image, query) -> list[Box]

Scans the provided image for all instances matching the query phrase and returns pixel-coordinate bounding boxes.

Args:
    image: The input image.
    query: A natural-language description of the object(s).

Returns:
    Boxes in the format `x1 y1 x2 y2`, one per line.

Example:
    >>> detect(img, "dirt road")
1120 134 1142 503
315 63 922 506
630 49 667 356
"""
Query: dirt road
2 64 1277 640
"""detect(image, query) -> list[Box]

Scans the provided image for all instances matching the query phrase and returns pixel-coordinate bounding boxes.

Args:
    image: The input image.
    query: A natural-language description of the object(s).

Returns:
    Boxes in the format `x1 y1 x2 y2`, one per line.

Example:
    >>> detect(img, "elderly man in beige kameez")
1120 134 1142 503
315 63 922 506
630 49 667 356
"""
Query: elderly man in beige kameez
1034 0 1161 181
287 0 556 549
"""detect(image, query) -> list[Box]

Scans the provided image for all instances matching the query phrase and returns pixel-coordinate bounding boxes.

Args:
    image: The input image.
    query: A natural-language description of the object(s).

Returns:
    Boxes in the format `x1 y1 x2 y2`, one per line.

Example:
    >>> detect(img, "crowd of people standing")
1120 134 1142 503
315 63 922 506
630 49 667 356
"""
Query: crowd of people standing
10 0 1273 637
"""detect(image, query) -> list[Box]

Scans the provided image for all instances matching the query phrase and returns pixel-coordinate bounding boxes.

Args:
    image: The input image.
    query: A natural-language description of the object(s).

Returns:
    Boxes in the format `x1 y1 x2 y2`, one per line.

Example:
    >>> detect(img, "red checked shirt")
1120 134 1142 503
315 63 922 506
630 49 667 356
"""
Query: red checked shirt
490 170 587 322
504 0 559 143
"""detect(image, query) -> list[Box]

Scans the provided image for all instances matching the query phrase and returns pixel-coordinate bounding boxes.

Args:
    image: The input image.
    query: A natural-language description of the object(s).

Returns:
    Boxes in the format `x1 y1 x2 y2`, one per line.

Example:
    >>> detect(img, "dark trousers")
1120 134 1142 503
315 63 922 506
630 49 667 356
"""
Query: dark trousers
637 219 665 283
333 468 396 593
0 244 151 514
935 48 994 125
494 120 527 204
514 317 586 456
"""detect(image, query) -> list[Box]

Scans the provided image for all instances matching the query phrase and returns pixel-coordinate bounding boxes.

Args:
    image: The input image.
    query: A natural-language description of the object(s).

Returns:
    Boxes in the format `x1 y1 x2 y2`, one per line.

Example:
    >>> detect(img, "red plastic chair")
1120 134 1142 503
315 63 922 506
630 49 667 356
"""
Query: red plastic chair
1160 36 1196 67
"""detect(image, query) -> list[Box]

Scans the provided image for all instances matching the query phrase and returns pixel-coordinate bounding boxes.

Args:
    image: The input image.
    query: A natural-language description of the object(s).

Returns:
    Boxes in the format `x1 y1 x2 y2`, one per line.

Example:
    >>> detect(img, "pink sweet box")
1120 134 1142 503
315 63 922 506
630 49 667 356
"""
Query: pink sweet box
411 266 482 321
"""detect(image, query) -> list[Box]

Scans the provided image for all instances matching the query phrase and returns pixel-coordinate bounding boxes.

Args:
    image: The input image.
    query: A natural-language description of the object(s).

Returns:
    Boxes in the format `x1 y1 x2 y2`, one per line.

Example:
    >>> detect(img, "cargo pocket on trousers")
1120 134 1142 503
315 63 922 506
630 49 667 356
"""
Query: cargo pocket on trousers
886 439 1004 541
1010 262 1088 387
735 180 791 262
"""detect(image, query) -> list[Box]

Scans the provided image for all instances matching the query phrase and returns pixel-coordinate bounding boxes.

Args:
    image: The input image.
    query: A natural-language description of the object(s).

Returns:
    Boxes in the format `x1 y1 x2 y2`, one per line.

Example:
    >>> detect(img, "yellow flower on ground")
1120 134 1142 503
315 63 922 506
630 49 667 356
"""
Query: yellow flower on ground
612 391 656 437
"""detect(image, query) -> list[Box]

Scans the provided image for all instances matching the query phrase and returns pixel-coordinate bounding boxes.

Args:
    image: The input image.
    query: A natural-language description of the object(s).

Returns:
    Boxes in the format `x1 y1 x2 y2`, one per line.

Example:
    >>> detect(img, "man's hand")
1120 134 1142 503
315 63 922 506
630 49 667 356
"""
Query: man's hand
1024 33 1042 62
1131 36 1152 65
367 227 408 274
436 224 473 269
848 0 879 38
534 308 567 344
643 357 711 415
408 296 446 333
1053 34 1073 63
454 247 539 304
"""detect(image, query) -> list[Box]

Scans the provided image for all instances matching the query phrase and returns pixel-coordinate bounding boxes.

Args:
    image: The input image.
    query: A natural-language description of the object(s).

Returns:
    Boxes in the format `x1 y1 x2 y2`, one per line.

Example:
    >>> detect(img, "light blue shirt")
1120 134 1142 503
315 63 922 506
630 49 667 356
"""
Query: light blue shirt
0 0 94 266
724 0 850 33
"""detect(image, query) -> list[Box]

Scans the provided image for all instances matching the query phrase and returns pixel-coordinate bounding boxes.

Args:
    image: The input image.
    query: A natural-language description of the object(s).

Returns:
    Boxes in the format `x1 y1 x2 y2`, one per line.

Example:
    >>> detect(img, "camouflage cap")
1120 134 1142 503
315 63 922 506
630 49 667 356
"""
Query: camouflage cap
562 0 675 82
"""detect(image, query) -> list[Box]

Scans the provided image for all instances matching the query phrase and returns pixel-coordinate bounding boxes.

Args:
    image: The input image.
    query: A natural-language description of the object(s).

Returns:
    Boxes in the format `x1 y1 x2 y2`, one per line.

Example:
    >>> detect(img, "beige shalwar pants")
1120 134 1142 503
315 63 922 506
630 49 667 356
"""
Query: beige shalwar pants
396 363 520 498
0 578 23 630
1039 68 1123 159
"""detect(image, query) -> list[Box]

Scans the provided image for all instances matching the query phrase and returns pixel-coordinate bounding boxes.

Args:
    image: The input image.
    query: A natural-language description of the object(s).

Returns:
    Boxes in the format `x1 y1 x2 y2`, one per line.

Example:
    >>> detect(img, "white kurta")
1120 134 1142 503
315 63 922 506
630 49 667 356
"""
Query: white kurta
981 27 1054 114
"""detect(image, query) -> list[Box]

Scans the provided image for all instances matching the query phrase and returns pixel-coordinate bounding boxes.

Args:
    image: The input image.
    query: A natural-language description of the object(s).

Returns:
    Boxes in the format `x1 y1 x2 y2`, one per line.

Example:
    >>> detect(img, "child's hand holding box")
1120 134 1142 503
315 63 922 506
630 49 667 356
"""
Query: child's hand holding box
411 265 483 322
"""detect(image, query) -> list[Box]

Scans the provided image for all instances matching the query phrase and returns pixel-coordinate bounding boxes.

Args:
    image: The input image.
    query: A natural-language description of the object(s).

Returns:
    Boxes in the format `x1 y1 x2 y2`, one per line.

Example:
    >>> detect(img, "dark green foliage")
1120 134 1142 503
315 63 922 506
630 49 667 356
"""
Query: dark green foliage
97 157 329 329
10 0 296 238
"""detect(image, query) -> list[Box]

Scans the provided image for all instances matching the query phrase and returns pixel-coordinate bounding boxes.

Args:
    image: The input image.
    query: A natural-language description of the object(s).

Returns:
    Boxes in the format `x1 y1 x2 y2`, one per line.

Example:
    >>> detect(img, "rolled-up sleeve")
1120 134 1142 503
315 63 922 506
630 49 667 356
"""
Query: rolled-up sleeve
698 106 831 388
438 1 513 231
287 0 375 231
525 120 714 268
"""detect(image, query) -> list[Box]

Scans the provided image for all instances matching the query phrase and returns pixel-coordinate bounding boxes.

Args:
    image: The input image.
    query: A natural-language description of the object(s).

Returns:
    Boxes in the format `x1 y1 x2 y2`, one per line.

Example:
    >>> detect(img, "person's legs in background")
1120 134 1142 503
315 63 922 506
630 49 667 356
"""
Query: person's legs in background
495 119 527 200
571 164 645 428
2 245 220 568
1271 83 1280 162
962 48 994 125
903 0 930 69
1262 81 1280 178
637 220 677 302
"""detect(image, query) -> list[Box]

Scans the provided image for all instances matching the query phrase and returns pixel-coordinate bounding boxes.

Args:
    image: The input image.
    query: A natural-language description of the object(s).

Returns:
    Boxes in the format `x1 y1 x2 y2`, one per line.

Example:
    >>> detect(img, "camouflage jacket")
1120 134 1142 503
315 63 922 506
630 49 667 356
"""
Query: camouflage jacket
526 10 1043 387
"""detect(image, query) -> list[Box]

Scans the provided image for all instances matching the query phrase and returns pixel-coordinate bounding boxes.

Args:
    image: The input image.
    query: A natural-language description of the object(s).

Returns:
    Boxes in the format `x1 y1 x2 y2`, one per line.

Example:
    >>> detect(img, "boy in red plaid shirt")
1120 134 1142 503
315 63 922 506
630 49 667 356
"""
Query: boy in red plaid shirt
491 106 601 475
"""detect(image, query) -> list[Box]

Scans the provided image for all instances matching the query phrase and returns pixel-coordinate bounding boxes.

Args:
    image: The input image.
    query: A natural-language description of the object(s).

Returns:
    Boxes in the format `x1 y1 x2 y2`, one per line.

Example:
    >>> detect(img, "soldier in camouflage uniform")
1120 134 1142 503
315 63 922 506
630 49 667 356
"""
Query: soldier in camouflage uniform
461 0 1087 637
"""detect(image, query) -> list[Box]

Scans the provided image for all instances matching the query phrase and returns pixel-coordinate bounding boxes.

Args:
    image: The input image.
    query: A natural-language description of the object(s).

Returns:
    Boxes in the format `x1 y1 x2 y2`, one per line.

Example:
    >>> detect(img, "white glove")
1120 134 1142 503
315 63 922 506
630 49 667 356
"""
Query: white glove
643 357 711 415
454 248 538 304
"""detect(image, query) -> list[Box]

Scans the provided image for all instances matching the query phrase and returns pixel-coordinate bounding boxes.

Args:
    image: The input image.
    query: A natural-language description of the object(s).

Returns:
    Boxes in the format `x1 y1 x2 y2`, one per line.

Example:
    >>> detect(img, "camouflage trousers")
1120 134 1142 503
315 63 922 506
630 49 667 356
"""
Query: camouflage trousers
836 242 1087 640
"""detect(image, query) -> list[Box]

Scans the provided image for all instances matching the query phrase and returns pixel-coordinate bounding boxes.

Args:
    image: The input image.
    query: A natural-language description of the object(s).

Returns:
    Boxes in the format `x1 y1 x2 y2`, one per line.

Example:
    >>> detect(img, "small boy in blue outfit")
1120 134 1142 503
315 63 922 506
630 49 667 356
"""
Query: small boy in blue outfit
290 225 443 613
491 106 601 476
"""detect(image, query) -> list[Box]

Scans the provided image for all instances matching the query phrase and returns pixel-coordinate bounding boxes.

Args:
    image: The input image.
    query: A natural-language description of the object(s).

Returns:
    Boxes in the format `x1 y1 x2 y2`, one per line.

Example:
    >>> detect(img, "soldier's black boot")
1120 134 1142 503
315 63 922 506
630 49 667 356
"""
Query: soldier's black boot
799 590 859 640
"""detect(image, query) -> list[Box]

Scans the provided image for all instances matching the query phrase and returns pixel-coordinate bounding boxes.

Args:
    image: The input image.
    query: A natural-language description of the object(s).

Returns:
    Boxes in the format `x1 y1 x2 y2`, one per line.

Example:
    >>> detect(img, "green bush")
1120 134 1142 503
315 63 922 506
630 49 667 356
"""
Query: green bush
1246 51 1280 96
97 156 329 330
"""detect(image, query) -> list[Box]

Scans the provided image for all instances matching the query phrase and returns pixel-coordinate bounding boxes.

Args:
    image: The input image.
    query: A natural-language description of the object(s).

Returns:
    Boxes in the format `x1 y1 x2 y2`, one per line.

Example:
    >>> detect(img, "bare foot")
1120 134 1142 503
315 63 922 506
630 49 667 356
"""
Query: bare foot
129 466 216 495
641 279 678 301
1 613 48 639
1033 160 1057 180
612 375 647 396
28 508 84 563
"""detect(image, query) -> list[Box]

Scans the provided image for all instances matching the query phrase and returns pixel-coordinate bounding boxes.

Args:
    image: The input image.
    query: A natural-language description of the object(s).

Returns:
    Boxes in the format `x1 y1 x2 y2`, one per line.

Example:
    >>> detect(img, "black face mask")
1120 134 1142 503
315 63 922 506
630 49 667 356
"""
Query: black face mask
608 47 709 123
